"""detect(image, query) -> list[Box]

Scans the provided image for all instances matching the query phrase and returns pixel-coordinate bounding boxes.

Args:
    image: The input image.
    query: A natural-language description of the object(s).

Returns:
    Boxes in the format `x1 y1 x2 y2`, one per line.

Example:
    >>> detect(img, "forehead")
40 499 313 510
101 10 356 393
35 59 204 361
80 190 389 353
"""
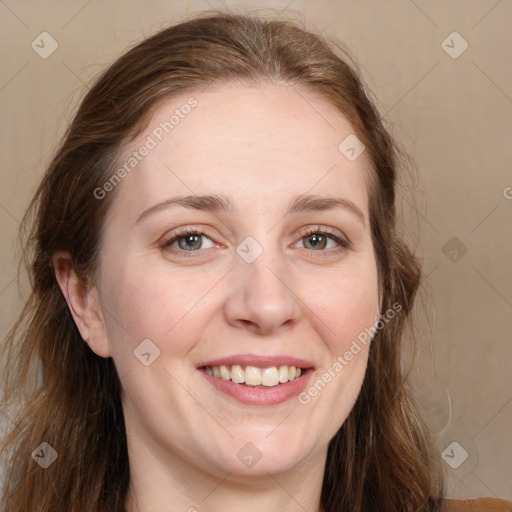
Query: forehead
112 82 371 217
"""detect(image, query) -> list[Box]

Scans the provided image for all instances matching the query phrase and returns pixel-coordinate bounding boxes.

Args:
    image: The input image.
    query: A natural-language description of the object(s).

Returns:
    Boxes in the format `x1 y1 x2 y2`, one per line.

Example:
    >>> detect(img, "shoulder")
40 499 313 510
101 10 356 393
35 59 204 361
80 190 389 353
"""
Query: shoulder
444 498 512 511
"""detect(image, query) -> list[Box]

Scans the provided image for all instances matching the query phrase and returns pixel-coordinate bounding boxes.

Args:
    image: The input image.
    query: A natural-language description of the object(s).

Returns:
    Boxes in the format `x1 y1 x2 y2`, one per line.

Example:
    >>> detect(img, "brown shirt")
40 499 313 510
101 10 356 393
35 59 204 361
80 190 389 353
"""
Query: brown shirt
444 498 512 511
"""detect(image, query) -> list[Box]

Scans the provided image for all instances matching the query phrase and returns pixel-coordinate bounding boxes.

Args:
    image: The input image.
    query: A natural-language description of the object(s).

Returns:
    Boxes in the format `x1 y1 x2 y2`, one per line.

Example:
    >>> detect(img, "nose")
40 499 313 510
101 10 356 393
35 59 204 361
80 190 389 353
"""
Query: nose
223 251 301 336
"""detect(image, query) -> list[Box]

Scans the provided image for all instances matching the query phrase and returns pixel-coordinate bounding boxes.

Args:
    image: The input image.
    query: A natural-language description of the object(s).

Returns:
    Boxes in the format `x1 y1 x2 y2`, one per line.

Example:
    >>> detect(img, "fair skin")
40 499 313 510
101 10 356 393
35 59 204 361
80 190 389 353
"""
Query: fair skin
54 82 380 511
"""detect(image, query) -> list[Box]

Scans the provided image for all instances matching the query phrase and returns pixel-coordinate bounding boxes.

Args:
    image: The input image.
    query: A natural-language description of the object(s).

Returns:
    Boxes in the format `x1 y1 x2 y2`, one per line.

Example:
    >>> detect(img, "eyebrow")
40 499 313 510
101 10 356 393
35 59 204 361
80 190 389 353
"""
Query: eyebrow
135 193 365 225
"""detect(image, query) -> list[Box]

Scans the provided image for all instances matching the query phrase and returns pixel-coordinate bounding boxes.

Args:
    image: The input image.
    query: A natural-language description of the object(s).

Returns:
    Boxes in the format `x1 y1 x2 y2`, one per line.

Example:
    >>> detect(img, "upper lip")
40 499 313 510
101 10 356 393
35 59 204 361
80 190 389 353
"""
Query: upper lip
197 354 315 369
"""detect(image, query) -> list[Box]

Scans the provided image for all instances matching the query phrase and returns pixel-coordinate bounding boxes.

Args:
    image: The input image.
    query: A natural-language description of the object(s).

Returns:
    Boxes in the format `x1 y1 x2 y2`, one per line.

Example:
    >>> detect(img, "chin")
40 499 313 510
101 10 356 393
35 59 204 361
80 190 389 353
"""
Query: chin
205 437 311 479
220 453 306 480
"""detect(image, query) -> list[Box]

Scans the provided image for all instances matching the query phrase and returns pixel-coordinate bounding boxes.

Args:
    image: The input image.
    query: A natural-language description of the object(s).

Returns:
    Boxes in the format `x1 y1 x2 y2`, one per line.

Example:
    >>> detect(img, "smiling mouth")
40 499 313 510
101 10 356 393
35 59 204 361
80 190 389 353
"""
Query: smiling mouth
200 364 308 388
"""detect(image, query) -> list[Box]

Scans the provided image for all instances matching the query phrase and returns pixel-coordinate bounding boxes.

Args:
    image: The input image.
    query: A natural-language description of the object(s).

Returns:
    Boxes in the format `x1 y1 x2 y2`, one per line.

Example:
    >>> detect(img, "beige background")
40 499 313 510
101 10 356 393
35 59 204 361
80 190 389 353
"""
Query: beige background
0 0 511 501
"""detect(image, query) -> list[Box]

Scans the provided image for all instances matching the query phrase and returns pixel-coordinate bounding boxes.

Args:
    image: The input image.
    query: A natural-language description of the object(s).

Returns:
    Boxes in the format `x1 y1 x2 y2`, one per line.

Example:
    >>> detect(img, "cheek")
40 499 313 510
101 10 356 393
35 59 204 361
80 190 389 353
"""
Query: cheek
98 258 218 362
308 263 380 355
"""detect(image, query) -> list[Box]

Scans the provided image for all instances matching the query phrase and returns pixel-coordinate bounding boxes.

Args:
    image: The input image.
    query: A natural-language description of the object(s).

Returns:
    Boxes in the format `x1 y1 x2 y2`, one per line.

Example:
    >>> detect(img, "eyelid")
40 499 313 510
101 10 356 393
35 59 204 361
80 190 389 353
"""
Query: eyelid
159 226 218 247
303 225 345 238
159 224 351 256
298 225 351 249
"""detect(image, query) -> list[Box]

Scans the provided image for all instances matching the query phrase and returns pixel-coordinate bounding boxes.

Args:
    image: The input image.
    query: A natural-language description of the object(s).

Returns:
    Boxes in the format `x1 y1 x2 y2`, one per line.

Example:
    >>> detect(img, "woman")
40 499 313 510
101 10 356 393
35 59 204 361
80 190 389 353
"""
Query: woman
1 10 510 512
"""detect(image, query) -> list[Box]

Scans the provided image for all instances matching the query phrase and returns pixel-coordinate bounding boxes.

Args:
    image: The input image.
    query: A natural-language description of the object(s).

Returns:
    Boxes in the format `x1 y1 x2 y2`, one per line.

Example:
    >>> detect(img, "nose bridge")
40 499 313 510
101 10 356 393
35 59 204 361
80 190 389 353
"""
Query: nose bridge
224 235 300 333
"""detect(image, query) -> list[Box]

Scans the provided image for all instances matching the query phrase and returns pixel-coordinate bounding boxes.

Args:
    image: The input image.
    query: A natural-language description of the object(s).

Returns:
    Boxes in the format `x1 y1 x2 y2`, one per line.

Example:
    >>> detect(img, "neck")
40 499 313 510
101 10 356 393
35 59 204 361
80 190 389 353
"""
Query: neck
124 436 326 512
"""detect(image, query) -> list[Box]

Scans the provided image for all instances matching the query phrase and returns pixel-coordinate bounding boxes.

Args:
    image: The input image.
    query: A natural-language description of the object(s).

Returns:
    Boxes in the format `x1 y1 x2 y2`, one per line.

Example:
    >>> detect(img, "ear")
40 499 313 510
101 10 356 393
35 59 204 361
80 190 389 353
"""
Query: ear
52 251 111 358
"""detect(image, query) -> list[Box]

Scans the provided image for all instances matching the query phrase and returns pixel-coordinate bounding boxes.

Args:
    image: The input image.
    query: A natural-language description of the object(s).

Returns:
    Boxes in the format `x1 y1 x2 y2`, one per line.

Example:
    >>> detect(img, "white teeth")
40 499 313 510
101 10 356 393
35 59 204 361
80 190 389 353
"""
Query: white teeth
203 364 305 387
219 365 230 381
278 365 289 383
261 367 279 387
231 364 245 384
244 366 262 386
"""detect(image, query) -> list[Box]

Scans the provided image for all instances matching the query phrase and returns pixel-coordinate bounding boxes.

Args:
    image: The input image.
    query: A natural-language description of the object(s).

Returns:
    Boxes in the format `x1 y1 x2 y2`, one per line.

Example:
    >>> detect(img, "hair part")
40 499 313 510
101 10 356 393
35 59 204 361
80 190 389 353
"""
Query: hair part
1 10 444 511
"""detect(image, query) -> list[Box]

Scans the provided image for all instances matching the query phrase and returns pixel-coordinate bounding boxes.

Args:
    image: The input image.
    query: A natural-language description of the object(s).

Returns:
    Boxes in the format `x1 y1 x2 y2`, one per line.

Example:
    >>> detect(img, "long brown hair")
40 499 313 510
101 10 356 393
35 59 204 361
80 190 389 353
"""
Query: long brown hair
1 10 444 511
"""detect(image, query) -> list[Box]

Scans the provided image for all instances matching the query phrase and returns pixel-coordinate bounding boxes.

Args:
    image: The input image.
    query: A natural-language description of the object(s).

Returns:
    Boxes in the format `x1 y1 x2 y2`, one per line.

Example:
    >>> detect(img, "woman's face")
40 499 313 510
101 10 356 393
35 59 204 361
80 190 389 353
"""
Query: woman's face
94 83 380 478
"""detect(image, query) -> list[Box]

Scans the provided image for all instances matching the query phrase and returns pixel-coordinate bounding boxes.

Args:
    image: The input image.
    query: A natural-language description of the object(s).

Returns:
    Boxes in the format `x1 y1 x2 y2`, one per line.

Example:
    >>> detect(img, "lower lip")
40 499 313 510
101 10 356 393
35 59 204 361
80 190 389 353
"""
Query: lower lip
199 368 314 406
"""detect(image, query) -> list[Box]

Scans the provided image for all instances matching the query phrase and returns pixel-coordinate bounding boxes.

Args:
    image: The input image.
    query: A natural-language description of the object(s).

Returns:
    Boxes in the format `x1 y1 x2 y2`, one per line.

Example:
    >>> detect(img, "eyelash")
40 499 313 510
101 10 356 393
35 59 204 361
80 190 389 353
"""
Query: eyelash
160 226 351 257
